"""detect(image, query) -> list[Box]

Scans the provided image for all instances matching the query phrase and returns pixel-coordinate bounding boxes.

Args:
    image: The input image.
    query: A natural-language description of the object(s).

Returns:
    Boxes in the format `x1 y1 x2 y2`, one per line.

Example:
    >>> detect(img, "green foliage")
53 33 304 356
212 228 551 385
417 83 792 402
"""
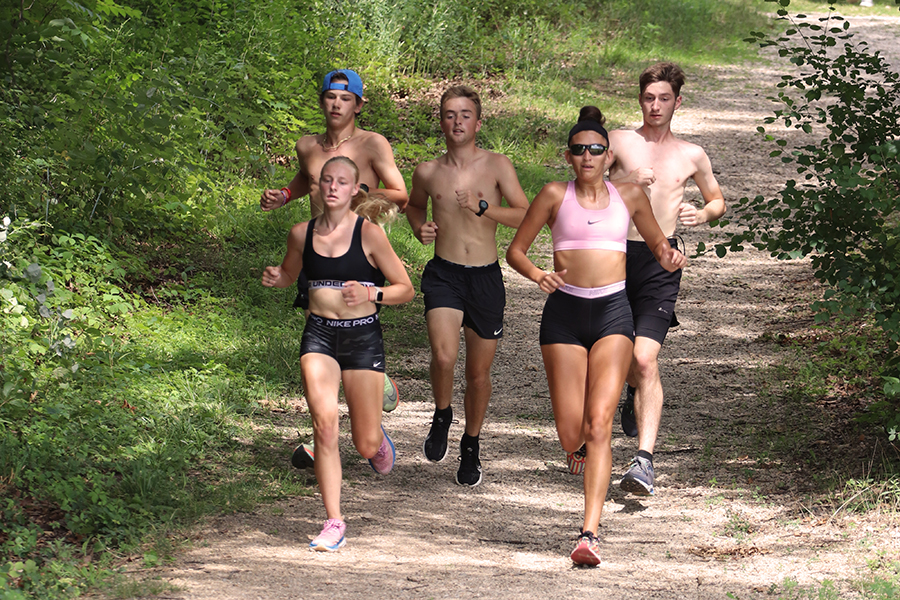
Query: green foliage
0 0 794 597
717 1 900 341
709 0 900 438
879 376 900 442
729 574 900 600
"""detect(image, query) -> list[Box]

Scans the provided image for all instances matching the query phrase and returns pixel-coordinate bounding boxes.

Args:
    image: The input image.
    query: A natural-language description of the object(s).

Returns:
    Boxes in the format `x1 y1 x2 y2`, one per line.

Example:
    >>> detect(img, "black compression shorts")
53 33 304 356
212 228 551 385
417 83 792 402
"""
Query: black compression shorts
300 313 385 372
539 288 634 348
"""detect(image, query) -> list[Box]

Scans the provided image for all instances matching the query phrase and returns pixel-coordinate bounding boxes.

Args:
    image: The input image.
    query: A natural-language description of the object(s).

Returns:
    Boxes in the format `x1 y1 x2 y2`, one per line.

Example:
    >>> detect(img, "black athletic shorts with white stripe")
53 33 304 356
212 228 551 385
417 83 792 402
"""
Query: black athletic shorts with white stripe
421 256 505 340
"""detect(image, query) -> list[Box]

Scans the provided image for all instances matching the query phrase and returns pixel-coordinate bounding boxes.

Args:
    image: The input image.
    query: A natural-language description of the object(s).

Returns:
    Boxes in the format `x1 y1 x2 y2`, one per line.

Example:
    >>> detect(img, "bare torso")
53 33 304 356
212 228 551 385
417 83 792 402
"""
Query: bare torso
417 150 508 266
608 128 704 240
297 130 388 217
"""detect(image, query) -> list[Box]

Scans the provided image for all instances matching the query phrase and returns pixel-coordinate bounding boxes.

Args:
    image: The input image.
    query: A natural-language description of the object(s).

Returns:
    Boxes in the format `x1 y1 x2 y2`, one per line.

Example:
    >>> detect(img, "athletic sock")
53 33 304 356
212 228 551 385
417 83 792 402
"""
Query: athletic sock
627 384 636 396
434 405 452 421
636 450 653 464
461 432 479 452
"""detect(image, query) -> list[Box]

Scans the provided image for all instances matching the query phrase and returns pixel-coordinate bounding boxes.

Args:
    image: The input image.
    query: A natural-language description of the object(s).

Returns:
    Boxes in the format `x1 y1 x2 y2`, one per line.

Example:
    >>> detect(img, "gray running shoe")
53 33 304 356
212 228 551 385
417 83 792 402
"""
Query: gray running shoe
423 408 452 462
620 456 655 496
620 386 638 438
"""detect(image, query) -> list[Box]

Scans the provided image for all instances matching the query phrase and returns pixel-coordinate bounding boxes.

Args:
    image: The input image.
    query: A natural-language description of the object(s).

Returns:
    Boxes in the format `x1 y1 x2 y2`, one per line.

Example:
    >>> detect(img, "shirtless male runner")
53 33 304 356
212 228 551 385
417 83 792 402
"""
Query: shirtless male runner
406 86 528 487
260 70 409 467
260 69 407 216
607 62 726 496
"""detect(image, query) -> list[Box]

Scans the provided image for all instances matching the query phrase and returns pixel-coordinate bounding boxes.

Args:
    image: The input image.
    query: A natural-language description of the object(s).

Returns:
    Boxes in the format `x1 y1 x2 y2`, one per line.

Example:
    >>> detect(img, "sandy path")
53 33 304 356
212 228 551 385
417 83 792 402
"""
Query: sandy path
151 13 900 600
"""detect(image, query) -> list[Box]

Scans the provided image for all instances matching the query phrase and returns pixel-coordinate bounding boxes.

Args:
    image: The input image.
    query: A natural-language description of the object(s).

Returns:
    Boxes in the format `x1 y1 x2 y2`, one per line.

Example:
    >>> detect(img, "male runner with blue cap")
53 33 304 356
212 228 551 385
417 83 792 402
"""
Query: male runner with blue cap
261 70 408 467
261 69 407 216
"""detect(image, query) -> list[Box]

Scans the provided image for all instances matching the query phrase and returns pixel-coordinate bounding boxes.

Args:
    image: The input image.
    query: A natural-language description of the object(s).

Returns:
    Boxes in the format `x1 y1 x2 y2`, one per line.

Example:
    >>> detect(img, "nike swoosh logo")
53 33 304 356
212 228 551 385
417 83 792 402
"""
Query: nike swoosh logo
493 329 503 336
588 219 603 225
373 361 382 368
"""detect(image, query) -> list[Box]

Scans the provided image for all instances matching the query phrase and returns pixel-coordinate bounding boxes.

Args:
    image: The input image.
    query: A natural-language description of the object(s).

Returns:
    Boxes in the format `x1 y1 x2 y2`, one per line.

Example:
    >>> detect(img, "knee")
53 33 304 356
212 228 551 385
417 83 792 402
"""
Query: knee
559 430 583 454
311 412 340 448
631 352 659 381
464 367 491 391
431 349 457 373
583 413 613 446
352 428 383 459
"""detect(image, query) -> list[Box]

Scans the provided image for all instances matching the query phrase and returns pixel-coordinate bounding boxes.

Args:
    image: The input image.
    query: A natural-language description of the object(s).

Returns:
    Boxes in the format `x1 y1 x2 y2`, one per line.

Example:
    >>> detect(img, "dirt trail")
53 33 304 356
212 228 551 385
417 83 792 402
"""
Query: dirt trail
153 14 900 600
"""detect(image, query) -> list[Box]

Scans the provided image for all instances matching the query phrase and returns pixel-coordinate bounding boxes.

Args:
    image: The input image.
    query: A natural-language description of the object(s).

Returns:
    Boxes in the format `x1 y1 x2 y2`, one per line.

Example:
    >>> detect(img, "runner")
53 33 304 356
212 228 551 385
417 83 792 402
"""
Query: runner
406 86 528 487
261 157 413 552
607 62 726 496
506 106 685 565
260 69 408 427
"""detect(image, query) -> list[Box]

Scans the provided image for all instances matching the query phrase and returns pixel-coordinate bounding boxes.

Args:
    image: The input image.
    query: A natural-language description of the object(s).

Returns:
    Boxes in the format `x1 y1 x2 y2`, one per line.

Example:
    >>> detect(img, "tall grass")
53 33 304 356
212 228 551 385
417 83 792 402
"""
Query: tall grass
2 0 783 597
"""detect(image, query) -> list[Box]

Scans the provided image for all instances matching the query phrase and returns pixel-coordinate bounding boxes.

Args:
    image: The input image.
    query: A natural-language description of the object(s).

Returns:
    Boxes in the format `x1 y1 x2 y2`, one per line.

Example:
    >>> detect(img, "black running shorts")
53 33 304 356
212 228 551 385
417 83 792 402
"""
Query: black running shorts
539 288 635 348
300 313 385 372
625 238 682 345
421 256 505 340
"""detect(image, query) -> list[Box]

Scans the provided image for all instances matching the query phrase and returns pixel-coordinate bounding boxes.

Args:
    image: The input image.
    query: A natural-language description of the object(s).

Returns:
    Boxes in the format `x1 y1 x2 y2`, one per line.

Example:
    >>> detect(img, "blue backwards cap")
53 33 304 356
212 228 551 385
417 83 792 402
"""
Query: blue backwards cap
321 69 363 99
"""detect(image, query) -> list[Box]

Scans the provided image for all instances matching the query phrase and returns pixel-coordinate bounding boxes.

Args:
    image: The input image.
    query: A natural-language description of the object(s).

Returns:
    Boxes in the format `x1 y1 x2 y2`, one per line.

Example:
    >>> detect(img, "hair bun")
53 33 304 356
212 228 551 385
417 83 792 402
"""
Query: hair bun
577 105 606 126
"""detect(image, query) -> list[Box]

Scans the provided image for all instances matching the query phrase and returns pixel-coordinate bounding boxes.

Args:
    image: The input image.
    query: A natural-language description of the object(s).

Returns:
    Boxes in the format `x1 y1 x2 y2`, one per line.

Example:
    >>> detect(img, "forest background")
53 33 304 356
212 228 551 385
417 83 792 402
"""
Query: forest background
1 0 899 598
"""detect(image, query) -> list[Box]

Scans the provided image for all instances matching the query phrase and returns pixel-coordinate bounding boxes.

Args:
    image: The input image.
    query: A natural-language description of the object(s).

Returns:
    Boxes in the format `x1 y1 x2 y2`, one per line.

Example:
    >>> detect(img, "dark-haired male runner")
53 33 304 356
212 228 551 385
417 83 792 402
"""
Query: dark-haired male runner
406 86 528 487
607 62 726 496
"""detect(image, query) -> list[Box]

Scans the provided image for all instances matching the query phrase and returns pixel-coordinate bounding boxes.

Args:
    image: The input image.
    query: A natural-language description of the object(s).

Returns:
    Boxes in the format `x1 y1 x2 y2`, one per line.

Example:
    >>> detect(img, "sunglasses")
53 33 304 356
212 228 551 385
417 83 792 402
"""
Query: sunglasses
569 143 608 156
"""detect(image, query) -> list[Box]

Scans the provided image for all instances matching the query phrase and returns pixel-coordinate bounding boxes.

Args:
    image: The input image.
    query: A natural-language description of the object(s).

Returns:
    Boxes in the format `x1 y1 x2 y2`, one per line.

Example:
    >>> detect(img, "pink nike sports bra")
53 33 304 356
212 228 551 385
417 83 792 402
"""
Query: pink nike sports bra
551 181 629 253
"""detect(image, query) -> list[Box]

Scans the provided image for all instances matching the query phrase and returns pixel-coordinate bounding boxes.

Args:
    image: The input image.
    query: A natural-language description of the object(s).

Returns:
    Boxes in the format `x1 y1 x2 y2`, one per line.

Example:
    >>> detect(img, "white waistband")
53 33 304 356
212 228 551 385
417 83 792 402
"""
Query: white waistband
558 280 626 299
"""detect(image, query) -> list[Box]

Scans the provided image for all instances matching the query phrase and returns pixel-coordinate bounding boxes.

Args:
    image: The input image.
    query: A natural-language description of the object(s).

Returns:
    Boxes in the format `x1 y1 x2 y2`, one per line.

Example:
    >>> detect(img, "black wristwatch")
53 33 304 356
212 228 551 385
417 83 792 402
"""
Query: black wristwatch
475 199 489 217
375 289 384 303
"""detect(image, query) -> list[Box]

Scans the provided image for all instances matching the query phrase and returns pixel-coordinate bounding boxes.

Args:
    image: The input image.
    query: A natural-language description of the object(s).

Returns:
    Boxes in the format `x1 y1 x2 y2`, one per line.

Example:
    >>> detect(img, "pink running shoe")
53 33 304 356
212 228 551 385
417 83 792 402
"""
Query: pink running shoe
570 531 601 566
309 518 346 552
368 426 395 474
566 444 586 475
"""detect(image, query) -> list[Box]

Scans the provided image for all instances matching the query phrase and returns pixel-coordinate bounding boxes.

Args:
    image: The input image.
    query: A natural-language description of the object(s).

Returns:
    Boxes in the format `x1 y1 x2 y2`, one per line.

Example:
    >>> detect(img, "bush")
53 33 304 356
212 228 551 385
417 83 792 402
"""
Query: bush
711 0 900 438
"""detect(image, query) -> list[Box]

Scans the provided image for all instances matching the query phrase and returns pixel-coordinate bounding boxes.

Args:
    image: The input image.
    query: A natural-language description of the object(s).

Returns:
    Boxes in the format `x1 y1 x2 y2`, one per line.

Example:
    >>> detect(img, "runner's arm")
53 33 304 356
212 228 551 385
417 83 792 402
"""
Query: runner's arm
260 141 313 211
406 165 437 245
261 223 306 286
680 151 726 226
362 221 415 306
620 183 686 273
369 135 409 211
506 183 567 293
480 154 528 228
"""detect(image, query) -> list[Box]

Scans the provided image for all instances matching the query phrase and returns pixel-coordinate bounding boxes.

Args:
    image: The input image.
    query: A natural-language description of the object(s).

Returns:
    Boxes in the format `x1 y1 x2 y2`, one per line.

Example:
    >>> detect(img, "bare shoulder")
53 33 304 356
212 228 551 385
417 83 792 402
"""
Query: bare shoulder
288 220 311 244
295 134 319 155
412 157 440 180
608 128 641 145
479 148 513 171
537 180 567 201
672 136 709 161
360 217 389 245
357 128 391 149
607 128 632 141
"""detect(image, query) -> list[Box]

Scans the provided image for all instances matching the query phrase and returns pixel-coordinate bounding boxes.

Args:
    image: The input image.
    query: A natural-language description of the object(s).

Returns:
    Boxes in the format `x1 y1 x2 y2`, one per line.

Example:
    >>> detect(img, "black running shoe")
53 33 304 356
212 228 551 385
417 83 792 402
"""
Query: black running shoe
423 408 452 462
291 443 315 469
620 386 638 438
456 444 483 487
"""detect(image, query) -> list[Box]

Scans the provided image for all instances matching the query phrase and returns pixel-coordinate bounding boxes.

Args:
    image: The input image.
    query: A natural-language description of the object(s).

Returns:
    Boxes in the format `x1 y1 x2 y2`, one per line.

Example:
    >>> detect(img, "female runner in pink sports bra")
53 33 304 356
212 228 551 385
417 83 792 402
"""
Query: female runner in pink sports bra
507 106 685 566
